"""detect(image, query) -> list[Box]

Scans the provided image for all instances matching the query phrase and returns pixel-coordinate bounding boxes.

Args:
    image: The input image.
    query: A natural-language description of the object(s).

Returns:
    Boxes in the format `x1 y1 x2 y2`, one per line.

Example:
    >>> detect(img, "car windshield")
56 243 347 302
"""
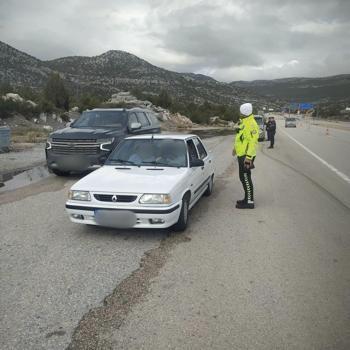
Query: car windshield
72 111 127 128
106 139 188 168
286 118 296 121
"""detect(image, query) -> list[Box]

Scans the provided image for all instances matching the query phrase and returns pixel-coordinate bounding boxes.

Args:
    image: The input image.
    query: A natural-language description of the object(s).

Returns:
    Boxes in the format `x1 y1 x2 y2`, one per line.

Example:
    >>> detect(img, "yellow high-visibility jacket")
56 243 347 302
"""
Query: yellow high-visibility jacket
234 114 259 159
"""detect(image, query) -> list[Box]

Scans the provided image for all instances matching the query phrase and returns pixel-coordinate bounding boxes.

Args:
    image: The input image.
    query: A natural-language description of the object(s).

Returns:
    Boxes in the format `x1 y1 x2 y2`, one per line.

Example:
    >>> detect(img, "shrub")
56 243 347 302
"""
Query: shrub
44 73 70 110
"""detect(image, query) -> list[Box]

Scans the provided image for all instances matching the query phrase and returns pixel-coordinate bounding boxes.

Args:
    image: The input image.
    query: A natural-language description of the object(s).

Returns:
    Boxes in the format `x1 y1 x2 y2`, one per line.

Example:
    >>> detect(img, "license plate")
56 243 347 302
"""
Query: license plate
94 210 137 228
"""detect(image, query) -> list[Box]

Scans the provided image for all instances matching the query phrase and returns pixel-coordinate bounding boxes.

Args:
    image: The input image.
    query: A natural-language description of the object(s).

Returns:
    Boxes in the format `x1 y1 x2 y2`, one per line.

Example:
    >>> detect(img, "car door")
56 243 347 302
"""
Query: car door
186 138 205 205
193 137 212 182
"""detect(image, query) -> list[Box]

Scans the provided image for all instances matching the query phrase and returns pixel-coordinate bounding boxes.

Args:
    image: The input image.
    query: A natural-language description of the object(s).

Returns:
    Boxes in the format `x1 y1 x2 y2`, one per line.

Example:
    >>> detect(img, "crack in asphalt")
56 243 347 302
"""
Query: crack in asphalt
66 231 193 350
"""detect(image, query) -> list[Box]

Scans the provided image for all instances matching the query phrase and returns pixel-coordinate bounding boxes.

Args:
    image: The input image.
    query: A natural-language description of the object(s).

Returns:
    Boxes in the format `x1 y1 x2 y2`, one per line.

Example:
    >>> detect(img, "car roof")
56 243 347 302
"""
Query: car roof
125 133 198 141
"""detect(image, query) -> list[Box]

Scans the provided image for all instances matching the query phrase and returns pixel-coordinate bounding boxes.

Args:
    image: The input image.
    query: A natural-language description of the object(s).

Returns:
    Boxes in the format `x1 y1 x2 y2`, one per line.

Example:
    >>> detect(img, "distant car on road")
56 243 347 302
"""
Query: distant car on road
65 134 215 231
285 117 297 128
46 108 161 176
254 115 266 141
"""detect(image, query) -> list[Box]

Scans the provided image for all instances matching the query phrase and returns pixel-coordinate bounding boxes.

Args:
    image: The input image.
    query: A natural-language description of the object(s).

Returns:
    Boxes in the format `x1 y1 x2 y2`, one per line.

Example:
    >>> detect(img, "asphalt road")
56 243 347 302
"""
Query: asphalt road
1 126 350 350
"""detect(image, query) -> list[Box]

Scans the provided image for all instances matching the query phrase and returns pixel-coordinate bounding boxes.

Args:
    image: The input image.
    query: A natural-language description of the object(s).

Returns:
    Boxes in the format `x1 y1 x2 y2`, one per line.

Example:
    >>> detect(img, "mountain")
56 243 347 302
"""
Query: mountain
0 41 53 87
1 40 348 107
230 75 350 102
0 41 259 106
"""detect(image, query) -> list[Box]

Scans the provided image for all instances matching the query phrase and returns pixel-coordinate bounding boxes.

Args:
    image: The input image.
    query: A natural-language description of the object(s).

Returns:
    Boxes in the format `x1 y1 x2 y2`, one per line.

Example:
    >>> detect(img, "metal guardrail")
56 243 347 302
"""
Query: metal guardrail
0 126 11 151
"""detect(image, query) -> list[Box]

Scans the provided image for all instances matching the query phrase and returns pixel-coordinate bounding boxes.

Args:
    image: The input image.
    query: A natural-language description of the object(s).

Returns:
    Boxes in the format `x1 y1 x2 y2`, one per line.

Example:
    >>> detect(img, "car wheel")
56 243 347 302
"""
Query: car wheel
204 175 214 196
52 169 70 176
173 196 190 232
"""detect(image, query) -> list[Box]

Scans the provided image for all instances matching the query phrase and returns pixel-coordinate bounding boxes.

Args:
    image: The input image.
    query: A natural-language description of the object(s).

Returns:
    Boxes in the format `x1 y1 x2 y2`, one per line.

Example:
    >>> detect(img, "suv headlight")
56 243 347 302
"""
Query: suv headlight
99 138 115 151
68 190 91 201
139 194 172 204
46 136 52 150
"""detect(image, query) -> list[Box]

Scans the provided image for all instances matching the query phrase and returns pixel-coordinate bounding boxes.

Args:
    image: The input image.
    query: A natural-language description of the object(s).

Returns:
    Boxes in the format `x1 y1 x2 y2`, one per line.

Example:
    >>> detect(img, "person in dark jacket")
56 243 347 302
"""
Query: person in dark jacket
266 117 276 148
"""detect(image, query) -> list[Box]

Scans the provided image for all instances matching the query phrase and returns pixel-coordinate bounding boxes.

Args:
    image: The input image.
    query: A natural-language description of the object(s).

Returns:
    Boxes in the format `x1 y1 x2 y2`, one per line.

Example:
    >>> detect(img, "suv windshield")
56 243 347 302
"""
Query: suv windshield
286 118 296 121
73 111 127 128
107 139 188 168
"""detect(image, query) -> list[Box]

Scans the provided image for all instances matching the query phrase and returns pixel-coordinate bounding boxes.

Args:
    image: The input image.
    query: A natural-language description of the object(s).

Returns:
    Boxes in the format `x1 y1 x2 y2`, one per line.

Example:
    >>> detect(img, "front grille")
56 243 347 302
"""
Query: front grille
51 139 99 155
94 194 138 203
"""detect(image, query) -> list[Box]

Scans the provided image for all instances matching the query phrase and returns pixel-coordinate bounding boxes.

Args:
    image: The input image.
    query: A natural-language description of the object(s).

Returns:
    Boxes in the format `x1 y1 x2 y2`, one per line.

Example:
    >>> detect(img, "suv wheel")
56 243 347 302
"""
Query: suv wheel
173 196 189 232
52 169 70 176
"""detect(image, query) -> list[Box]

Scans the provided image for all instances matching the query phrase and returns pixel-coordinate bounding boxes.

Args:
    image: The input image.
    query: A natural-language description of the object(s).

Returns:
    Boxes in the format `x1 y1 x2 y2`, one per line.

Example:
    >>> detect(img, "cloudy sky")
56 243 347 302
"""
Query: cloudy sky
1 0 349 81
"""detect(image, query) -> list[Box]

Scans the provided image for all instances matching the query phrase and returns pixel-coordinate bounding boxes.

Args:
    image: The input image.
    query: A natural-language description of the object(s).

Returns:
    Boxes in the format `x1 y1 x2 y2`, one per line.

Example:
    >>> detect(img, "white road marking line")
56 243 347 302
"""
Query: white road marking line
282 130 350 185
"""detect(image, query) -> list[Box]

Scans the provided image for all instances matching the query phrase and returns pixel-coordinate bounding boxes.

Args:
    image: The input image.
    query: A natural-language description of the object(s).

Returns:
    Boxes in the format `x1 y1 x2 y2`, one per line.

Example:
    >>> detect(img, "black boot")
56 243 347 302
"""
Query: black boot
236 199 246 205
236 201 255 209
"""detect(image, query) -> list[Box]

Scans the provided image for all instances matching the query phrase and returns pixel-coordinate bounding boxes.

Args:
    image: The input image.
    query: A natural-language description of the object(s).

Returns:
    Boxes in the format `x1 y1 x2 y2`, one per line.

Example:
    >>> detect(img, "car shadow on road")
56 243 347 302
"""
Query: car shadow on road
76 224 170 242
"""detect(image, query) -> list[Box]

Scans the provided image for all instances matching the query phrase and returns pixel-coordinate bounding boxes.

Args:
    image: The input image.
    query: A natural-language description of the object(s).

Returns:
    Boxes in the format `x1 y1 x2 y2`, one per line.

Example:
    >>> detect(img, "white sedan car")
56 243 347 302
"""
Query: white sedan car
65 134 214 231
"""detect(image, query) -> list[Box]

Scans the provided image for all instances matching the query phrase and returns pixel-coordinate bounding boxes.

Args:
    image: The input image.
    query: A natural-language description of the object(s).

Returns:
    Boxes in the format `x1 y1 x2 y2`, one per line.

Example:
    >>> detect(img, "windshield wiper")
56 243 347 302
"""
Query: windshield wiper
108 159 138 166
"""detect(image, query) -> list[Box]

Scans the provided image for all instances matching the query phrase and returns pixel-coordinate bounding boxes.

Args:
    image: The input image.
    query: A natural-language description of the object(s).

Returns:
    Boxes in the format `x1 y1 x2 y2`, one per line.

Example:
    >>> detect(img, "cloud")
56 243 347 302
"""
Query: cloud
0 0 349 81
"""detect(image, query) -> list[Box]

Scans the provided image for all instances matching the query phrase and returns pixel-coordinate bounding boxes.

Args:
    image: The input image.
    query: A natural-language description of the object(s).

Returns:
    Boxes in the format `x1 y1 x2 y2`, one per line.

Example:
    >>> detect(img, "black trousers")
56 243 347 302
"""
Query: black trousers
238 156 254 202
268 132 275 147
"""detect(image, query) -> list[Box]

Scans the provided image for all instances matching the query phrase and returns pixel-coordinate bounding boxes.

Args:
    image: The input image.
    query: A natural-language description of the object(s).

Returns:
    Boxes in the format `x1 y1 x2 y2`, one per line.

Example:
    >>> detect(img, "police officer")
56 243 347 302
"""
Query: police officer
266 116 276 148
232 103 259 209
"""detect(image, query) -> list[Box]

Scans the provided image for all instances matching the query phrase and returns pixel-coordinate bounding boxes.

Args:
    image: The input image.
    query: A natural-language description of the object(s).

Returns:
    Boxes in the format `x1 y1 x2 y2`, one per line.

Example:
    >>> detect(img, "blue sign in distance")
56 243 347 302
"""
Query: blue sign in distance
299 103 314 110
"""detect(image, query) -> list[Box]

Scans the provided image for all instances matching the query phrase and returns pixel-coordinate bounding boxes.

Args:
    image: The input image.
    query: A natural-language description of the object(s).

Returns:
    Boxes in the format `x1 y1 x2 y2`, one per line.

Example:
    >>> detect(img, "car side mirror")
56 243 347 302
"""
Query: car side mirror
190 158 204 167
129 122 142 131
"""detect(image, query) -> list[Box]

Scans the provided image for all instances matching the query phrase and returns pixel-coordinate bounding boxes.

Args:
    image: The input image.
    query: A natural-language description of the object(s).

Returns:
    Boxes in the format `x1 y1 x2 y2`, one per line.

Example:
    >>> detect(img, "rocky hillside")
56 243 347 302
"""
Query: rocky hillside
230 75 350 102
0 41 53 87
0 41 260 106
2 40 348 106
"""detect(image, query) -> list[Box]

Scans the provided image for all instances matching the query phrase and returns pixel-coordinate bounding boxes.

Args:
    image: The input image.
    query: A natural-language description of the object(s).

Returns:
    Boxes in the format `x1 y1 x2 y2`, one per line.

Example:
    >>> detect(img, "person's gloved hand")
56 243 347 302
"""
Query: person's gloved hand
232 148 236 157
244 157 253 169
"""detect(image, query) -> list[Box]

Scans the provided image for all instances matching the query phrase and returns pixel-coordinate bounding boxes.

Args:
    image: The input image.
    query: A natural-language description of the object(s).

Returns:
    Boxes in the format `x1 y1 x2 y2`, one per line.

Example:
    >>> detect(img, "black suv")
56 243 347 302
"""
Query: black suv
46 108 161 175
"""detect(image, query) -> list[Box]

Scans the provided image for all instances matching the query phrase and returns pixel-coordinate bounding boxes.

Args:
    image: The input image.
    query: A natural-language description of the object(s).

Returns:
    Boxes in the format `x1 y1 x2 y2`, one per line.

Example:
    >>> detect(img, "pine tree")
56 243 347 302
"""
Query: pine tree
44 73 70 110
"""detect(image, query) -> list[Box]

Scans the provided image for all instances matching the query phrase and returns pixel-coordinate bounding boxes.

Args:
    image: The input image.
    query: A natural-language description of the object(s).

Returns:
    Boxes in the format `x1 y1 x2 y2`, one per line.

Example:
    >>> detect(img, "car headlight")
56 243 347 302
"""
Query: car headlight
99 138 115 151
68 190 91 201
139 194 172 204
46 136 52 150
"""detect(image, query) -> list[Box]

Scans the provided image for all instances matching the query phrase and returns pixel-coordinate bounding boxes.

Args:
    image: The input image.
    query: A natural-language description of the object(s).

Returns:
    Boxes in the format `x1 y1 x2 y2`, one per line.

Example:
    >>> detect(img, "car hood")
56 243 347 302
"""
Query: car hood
71 165 189 194
51 127 125 140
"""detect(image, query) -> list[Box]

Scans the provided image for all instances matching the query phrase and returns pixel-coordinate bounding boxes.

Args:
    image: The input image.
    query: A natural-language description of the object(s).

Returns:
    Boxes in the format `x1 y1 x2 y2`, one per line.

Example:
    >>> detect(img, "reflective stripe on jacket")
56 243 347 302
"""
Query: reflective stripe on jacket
233 114 259 159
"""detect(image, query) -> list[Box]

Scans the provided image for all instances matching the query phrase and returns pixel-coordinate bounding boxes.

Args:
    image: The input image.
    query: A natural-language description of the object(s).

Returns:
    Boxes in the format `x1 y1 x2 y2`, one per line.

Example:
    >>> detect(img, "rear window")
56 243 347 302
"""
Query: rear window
147 112 160 127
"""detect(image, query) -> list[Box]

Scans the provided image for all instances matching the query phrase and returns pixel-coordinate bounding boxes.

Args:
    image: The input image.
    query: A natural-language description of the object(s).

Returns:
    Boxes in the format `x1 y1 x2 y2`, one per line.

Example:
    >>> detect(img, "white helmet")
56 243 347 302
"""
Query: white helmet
240 103 253 116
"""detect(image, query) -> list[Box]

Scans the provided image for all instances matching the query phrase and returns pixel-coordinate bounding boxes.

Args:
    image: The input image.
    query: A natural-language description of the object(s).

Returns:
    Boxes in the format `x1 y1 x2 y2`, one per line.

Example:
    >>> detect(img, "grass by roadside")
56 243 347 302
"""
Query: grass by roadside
11 127 50 143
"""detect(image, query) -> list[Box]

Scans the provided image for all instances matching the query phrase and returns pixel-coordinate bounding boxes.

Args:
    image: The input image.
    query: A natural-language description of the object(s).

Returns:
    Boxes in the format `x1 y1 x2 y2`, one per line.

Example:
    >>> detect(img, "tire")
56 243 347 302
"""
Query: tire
51 169 70 176
204 175 214 196
173 196 190 232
